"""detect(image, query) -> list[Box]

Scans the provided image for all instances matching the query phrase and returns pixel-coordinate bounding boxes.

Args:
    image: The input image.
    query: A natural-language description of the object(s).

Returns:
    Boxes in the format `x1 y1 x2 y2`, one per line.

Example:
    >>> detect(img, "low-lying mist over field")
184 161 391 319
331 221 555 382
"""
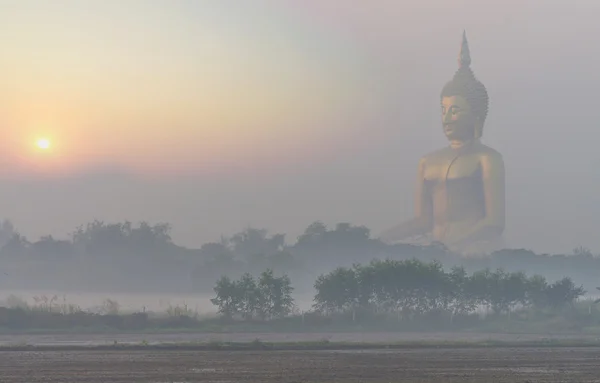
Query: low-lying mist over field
0 219 598 319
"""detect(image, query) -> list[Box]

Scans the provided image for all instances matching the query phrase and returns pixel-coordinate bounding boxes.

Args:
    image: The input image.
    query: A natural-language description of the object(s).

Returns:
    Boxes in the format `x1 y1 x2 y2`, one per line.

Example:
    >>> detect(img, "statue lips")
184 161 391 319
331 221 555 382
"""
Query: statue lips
443 123 456 135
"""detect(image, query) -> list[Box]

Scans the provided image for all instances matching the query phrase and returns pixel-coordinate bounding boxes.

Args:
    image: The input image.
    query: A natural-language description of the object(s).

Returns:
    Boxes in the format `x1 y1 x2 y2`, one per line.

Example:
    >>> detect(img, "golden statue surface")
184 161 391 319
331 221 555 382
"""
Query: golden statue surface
381 32 505 256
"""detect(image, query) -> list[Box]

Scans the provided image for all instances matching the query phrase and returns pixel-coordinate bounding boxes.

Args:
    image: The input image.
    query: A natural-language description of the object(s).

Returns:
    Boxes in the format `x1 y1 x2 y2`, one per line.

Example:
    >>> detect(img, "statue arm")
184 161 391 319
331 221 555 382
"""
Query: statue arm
380 157 433 242
449 152 505 246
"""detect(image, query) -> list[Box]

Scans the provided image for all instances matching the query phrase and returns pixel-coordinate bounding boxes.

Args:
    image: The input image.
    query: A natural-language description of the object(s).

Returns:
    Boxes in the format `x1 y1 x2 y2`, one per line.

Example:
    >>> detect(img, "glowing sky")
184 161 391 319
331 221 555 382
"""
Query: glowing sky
0 0 372 176
0 0 600 254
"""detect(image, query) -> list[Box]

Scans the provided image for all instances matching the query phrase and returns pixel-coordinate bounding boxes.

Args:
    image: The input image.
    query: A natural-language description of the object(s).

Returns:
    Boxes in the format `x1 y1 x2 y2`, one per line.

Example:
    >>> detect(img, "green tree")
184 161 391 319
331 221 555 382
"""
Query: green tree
545 277 585 309
257 269 295 319
525 274 549 309
0 219 15 248
482 269 528 314
0 233 30 257
229 228 285 258
71 220 172 256
30 235 75 258
210 276 242 319
237 273 260 320
313 267 359 313
296 221 328 247
447 266 479 315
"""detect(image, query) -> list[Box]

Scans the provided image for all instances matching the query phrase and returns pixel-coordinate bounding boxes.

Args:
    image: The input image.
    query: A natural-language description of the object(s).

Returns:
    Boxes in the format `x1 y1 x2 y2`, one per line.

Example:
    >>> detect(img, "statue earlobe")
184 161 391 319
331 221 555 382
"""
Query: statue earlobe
474 117 483 139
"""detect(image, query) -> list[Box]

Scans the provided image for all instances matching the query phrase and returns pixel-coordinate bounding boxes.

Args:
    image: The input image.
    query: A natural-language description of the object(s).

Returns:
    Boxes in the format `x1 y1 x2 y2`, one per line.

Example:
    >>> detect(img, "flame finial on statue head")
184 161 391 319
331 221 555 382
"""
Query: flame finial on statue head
441 30 489 137
459 30 471 68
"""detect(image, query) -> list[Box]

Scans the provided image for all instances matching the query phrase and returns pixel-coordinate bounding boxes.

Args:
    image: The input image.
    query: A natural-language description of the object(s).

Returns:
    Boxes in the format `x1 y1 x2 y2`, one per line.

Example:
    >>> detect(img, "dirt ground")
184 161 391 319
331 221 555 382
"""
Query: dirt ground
1 347 600 382
0 331 595 346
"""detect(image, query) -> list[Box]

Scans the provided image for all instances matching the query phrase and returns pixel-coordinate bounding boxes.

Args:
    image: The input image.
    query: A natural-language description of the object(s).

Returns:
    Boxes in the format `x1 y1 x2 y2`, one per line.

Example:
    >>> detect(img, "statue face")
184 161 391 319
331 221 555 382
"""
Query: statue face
441 95 476 141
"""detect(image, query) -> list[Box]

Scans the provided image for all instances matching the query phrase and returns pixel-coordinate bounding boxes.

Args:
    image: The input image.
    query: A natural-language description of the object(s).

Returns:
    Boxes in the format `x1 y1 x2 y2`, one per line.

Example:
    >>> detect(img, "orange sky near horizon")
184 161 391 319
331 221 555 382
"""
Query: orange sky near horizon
0 1 372 178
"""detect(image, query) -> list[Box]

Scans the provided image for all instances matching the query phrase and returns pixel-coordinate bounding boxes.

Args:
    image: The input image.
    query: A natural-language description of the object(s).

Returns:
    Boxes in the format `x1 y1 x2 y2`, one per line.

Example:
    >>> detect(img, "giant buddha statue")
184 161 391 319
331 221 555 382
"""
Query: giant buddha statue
381 32 505 256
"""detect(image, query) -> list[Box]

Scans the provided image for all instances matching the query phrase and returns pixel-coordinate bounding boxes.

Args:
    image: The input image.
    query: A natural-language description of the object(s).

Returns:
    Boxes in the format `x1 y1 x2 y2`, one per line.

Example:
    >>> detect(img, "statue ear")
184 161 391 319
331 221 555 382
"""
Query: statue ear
474 117 483 139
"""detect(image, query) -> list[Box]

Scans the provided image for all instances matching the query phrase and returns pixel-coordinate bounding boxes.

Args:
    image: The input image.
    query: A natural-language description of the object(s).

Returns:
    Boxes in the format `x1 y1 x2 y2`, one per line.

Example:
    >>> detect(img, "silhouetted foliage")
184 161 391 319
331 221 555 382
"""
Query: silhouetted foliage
312 259 586 318
211 269 295 321
545 277 586 309
1 233 29 258
229 227 285 258
0 218 599 296
71 220 173 256
313 267 360 313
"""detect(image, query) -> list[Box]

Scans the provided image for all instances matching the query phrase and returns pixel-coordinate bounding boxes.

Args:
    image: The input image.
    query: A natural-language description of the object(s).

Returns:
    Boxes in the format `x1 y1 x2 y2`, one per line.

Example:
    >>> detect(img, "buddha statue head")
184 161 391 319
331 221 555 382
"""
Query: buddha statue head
440 31 489 141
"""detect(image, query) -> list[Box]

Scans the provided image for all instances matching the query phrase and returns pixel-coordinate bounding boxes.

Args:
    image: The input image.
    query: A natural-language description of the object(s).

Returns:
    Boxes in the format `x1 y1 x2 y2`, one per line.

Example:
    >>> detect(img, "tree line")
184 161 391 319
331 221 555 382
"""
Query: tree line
211 269 295 320
211 259 587 322
1 218 597 263
1 218 599 295
313 259 585 318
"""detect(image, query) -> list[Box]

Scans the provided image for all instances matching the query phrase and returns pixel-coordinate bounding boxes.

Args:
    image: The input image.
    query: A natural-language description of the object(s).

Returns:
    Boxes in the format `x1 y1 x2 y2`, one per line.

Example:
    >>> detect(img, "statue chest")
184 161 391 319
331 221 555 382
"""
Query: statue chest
423 154 486 218
423 154 482 183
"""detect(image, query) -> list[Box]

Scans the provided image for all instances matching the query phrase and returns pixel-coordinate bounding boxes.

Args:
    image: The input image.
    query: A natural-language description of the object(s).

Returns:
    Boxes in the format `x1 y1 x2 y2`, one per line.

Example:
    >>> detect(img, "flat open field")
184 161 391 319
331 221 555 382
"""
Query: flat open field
1 347 600 382
1 331 597 346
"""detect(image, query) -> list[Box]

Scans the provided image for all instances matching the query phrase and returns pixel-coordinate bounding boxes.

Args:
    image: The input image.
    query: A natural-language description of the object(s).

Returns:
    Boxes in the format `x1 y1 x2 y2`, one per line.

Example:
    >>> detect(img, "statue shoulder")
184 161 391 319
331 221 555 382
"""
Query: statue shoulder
477 144 504 162
417 148 453 175
477 144 505 174
421 147 451 163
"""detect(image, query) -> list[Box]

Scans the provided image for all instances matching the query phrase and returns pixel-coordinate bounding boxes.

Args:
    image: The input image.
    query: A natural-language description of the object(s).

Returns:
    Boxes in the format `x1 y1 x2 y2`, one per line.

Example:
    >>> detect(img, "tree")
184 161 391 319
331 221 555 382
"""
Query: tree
499 271 529 313
0 220 15 247
229 228 285 258
71 220 173 256
30 235 75 258
296 221 328 247
313 267 359 313
71 220 130 254
314 259 456 317
447 266 479 315
545 277 585 309
311 258 590 321
296 221 372 250
257 269 295 319
525 274 549 309
210 276 242 319
572 246 593 258
237 273 260 320
472 269 529 315
210 270 295 321
128 221 172 249
0 233 30 257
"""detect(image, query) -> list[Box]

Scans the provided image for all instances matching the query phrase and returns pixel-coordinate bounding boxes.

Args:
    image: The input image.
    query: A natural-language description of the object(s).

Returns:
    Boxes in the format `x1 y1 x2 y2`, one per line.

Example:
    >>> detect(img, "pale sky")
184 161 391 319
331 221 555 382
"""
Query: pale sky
0 0 599 254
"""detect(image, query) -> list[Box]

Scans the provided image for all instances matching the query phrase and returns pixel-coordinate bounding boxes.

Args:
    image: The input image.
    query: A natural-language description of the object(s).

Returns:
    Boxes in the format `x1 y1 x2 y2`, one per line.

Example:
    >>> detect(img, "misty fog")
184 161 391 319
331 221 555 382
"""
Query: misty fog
0 0 600 313
0 1 598 255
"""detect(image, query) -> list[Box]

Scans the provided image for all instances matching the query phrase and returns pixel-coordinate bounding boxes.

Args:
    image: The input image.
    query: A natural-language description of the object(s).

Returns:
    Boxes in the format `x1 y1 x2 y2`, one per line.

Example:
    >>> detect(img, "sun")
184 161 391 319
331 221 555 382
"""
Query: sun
36 138 51 150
